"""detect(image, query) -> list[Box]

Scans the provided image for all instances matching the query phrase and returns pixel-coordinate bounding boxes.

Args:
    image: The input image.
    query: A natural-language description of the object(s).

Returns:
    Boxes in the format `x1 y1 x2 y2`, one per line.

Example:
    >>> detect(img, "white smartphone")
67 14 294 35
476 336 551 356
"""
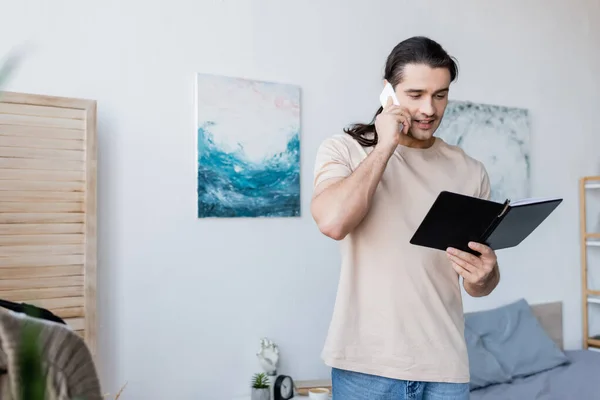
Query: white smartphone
379 82 400 108
379 82 404 132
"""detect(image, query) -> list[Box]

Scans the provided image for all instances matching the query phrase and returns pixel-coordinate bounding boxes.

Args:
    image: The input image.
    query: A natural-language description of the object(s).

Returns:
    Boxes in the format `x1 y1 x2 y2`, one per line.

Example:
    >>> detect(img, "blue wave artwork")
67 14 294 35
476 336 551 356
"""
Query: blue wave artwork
196 73 301 218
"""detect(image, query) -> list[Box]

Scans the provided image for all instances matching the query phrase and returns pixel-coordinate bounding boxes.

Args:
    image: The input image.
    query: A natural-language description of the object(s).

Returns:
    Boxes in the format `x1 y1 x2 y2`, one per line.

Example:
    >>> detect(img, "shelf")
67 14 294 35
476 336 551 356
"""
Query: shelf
589 347 600 353
580 176 600 352
586 234 600 246
588 296 600 305
588 338 600 348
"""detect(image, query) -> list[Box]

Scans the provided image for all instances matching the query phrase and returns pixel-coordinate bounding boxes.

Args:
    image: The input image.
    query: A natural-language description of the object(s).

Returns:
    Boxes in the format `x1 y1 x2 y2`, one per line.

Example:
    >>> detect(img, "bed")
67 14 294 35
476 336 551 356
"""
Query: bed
467 299 600 399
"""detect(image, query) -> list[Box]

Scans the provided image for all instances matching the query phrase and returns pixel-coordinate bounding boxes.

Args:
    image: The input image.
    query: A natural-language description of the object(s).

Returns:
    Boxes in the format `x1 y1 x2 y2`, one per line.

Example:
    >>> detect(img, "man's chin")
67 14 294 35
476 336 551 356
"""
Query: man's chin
407 130 435 142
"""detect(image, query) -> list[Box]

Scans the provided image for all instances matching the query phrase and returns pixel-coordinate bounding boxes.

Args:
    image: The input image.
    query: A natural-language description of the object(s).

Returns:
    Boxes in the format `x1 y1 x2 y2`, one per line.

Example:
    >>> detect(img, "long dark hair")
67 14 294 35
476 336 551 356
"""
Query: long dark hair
344 36 459 147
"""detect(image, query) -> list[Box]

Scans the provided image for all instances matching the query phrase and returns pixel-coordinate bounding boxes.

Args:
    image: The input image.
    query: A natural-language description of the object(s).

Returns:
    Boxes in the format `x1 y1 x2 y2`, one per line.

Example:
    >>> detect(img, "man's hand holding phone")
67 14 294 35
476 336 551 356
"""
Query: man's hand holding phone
311 84 411 241
375 95 411 150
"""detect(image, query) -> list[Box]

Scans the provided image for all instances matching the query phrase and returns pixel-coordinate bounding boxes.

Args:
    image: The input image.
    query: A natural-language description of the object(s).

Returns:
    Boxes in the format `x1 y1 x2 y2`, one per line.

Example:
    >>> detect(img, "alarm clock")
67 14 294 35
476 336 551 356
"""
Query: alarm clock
272 374 295 400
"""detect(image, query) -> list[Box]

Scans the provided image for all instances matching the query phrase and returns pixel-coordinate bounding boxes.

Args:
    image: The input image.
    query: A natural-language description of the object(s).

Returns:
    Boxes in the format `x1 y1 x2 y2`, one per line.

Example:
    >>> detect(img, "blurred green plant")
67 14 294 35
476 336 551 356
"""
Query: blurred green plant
0 48 23 94
17 305 46 400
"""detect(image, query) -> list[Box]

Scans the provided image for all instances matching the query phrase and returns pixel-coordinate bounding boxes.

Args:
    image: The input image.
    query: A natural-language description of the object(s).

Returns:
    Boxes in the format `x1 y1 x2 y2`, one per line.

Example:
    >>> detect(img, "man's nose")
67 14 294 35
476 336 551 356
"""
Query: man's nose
419 99 435 116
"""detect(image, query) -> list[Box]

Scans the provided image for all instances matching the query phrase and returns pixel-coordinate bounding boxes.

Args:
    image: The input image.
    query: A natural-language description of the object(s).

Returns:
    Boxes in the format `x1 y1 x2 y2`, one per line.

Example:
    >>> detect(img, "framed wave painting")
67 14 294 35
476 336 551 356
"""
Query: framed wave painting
196 73 301 218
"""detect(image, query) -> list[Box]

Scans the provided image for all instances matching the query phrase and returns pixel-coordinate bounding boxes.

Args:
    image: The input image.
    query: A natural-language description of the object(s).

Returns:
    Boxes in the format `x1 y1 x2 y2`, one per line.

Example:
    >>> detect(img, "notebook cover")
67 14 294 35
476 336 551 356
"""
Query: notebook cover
484 198 563 249
409 191 506 254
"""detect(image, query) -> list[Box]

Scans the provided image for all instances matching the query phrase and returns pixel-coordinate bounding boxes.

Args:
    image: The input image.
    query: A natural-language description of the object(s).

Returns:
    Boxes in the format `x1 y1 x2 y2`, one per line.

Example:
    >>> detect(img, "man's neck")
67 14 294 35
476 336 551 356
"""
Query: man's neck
398 134 436 149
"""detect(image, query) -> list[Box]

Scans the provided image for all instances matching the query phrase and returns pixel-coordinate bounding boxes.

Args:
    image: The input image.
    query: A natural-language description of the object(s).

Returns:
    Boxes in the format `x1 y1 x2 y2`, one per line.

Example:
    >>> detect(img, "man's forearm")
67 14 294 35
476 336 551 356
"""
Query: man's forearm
311 144 395 240
464 263 500 297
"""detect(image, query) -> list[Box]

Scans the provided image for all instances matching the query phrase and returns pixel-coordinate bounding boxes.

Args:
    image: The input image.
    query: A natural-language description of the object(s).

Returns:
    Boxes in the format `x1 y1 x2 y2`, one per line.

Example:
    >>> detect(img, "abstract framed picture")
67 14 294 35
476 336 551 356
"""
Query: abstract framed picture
196 73 301 218
436 100 531 202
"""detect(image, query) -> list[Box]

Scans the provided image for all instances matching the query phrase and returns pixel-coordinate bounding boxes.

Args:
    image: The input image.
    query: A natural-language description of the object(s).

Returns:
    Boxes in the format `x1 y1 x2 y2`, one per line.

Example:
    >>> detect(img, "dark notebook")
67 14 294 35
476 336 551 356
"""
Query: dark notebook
409 191 563 254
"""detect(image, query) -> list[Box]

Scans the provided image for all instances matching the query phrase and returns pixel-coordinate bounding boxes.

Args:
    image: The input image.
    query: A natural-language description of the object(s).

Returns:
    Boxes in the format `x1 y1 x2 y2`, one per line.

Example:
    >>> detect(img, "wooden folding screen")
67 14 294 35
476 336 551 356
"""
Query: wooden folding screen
0 91 97 356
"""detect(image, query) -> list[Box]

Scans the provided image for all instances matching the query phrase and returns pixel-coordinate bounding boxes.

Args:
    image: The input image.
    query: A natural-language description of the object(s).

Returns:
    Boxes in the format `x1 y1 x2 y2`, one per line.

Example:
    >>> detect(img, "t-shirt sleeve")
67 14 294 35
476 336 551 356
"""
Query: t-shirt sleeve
478 163 491 200
313 136 353 189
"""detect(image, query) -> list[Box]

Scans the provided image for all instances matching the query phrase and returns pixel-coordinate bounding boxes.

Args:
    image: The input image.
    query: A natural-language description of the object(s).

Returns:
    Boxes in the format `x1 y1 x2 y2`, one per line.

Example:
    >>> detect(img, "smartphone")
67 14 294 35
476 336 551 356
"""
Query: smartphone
379 82 400 108
379 82 404 132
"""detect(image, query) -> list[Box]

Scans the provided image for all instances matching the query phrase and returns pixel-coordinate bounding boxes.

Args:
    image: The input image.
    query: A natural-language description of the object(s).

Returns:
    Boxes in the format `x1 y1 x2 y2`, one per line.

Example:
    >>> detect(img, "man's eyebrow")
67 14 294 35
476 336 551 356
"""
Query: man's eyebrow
404 87 450 94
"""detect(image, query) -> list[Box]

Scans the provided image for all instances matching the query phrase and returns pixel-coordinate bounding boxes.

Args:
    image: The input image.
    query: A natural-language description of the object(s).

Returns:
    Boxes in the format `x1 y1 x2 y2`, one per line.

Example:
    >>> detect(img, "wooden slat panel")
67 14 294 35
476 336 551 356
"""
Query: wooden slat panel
0 91 97 357
74 329 85 338
22 296 84 309
0 275 83 290
0 234 84 246
0 191 84 202
0 202 84 213
0 244 84 257
0 146 84 161
0 113 85 130
0 168 85 182
0 136 84 151
65 317 85 331
0 157 84 171
1 265 83 279
0 103 85 120
0 180 85 191
53 306 84 319
0 286 83 301
0 224 84 235
0 124 84 140
0 213 84 224
0 91 96 110
0 201 84 213
84 102 98 357
0 254 84 268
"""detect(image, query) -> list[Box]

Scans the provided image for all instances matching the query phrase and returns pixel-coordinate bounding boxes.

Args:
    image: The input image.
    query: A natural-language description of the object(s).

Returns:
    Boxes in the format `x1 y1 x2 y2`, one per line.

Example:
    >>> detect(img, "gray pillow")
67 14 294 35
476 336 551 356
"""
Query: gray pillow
464 324 512 389
465 298 569 379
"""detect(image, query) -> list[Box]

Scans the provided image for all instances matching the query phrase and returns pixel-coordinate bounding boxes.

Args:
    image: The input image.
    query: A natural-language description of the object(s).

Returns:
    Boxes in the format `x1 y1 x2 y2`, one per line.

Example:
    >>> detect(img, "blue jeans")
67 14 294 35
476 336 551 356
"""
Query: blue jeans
331 368 470 400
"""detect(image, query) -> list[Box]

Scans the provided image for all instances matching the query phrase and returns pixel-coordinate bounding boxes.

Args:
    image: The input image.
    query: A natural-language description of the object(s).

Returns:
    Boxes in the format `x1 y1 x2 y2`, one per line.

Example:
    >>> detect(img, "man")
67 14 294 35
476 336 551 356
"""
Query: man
310 36 500 399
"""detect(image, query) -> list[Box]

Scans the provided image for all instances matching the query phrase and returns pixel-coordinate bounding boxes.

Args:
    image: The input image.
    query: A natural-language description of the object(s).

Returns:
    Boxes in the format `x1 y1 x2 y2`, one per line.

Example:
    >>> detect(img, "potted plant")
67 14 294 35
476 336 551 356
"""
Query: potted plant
250 372 270 400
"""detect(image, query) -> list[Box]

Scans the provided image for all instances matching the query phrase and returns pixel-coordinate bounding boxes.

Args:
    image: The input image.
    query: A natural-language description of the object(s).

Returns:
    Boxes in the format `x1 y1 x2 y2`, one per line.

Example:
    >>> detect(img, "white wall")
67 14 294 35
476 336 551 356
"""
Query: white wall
1 0 599 398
